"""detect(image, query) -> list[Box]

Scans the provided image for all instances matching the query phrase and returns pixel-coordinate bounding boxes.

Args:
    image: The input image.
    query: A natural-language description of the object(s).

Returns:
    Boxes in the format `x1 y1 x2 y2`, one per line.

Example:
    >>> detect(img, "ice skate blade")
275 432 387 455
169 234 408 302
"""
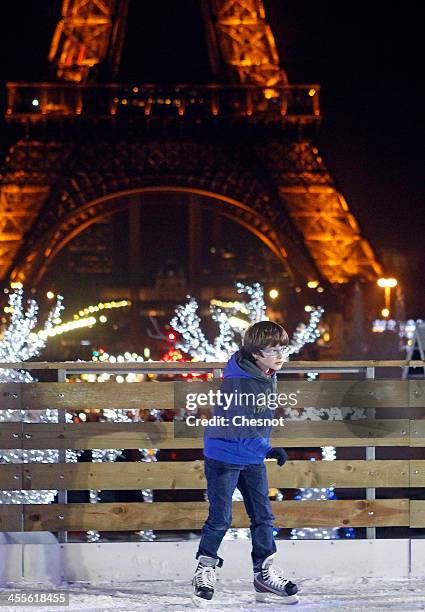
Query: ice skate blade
191 594 213 607
255 591 299 605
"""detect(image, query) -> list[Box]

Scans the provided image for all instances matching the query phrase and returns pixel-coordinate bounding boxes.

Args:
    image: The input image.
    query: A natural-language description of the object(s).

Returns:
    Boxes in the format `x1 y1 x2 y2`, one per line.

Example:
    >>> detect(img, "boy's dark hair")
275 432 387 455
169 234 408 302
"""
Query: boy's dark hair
243 320 289 355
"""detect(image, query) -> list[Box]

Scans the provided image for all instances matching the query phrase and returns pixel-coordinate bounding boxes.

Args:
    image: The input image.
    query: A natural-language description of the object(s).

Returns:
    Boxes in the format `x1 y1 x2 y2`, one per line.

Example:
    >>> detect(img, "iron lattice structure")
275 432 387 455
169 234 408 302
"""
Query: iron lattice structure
48 0 129 82
202 0 287 86
0 0 383 288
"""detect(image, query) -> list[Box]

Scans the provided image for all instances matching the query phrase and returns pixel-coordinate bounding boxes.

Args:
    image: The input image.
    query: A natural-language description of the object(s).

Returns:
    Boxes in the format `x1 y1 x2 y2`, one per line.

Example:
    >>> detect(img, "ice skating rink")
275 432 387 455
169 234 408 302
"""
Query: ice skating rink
3 540 425 610
2 578 425 611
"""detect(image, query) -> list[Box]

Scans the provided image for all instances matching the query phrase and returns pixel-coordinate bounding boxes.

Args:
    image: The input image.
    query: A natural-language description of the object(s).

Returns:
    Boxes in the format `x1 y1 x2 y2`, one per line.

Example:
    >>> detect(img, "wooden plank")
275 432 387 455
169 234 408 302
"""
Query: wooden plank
21 419 410 449
0 383 22 410
0 505 23 531
410 460 425 487
1 360 424 371
273 499 409 528
22 382 175 410
23 499 410 531
0 422 23 449
410 501 425 528
410 420 425 446
17 380 424 410
0 465 22 489
21 460 410 491
410 380 425 408
269 459 409 488
22 422 181 450
269 420 410 447
0 361 226 372
276 380 414 408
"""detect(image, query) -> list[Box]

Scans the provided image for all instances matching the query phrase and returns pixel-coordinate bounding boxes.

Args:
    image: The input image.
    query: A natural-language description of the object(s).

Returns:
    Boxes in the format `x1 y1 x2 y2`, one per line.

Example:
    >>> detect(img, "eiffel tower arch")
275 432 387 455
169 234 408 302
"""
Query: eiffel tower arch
4 132 334 287
1 1 383 337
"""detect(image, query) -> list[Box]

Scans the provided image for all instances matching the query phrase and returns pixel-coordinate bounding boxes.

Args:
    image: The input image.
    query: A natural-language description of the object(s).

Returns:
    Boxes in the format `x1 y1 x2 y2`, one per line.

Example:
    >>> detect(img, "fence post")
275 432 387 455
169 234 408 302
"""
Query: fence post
57 368 67 543
365 366 376 539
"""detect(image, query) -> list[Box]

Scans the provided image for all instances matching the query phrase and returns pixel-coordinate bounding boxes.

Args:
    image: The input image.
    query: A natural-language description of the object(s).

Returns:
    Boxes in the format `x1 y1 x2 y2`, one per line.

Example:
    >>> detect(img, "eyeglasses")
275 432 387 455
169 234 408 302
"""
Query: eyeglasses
261 347 287 357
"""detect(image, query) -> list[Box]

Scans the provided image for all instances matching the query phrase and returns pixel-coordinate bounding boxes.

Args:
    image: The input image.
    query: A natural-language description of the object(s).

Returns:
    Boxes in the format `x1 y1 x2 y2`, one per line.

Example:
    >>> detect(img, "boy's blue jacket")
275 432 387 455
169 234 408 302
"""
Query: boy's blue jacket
204 348 276 464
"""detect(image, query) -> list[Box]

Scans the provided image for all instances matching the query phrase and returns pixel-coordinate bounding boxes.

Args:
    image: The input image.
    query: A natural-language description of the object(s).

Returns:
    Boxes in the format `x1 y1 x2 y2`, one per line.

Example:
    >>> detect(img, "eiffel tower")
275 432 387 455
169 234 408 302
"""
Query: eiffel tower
1 1 383 322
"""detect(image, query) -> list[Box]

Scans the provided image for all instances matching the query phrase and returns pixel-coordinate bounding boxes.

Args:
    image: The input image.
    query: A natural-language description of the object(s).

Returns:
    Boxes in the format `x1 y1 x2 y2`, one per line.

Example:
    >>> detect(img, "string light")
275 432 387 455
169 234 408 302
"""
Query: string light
0 286 63 381
171 283 324 362
171 298 219 360
210 298 249 314
31 316 97 340
91 349 145 363
138 446 159 542
75 300 130 319
28 299 130 342
0 287 82 505
372 318 421 348
236 282 267 323
283 306 324 360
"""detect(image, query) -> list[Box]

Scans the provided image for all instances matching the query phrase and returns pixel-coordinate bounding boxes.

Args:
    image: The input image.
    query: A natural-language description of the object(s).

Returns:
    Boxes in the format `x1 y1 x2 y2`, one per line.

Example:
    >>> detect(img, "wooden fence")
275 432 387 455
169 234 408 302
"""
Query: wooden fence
0 360 424 536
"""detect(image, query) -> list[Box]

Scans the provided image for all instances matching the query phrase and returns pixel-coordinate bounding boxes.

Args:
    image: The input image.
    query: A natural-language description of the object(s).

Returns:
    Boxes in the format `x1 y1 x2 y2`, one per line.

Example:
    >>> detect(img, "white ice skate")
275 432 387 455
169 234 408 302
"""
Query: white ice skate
253 552 299 605
191 555 223 607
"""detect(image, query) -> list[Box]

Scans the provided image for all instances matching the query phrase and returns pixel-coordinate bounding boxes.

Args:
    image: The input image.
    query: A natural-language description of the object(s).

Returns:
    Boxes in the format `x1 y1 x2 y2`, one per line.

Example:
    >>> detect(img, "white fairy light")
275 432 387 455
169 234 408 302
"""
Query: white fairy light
322 446 337 461
372 318 423 352
171 283 324 362
236 282 267 322
138 447 159 542
171 298 220 361
283 306 324 360
0 287 63 379
0 287 83 505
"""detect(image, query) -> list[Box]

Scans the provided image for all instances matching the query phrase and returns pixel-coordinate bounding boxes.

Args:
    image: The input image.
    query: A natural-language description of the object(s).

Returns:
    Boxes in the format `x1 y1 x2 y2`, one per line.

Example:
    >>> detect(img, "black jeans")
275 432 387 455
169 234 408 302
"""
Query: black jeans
197 456 276 572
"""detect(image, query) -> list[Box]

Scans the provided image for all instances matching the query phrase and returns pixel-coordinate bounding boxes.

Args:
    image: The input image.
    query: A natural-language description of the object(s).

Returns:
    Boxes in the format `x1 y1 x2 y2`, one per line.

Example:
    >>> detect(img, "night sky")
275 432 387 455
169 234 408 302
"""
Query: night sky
0 1 424 316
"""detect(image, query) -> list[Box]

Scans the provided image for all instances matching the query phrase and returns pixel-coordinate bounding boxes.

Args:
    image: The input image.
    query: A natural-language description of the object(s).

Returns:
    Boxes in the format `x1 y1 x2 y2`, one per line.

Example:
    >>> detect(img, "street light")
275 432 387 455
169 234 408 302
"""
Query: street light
377 278 397 288
269 288 279 300
377 278 398 318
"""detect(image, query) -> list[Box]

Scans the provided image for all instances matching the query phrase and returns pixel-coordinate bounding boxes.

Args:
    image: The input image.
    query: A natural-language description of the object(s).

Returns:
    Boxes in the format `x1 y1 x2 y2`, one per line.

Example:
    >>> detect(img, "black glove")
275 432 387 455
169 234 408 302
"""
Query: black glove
266 447 288 466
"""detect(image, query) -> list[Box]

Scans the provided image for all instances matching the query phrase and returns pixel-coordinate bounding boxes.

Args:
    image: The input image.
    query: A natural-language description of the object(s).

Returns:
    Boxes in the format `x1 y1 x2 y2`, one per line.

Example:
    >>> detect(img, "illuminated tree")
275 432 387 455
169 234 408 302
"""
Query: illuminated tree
0 287 81 505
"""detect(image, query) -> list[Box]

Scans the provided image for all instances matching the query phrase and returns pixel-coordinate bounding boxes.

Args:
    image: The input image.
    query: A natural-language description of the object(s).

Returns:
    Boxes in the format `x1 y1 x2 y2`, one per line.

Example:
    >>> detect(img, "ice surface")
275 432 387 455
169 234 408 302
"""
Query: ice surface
2 577 425 611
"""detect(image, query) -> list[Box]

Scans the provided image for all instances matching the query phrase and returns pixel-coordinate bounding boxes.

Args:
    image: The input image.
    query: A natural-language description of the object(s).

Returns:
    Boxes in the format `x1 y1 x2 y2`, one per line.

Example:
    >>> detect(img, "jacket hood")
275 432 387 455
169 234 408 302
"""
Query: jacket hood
224 348 275 382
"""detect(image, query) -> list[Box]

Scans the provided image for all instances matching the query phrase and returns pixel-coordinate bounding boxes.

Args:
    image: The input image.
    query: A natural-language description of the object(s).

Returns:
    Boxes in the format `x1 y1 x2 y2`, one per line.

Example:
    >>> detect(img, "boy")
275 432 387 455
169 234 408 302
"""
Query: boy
192 321 299 605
